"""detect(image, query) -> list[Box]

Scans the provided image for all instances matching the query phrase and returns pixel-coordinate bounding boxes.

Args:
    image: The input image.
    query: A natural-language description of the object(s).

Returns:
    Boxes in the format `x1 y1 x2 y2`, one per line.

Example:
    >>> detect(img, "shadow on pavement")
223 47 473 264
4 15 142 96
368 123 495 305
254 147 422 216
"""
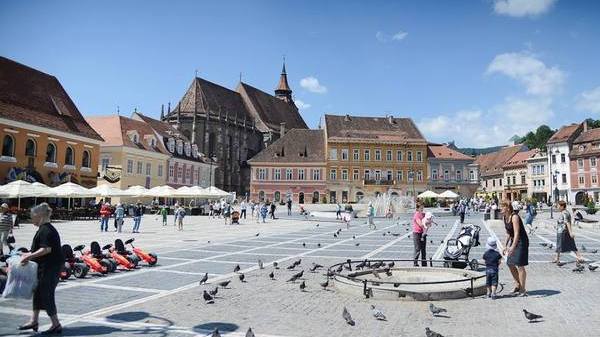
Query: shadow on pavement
193 322 239 333
526 289 560 297
62 325 120 336
105 311 150 322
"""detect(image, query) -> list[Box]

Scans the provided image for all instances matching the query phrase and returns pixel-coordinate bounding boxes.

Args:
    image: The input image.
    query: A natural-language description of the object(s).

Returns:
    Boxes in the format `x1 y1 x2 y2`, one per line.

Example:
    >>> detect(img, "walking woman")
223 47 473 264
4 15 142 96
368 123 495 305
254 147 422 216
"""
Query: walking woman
412 202 427 267
554 200 584 264
19 203 63 334
501 201 529 296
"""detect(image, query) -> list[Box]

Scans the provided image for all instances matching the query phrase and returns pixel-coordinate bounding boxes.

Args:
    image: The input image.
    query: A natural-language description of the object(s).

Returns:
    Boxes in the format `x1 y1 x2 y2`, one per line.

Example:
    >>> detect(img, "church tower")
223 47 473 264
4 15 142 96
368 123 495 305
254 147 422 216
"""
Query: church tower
274 61 293 103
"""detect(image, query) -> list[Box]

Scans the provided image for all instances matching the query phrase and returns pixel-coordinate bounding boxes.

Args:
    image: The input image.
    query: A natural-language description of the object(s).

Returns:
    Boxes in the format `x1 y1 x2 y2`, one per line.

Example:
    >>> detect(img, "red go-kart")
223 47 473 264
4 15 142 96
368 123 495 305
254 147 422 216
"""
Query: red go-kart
59 244 89 280
90 241 117 272
102 243 136 270
124 238 157 266
72 244 111 275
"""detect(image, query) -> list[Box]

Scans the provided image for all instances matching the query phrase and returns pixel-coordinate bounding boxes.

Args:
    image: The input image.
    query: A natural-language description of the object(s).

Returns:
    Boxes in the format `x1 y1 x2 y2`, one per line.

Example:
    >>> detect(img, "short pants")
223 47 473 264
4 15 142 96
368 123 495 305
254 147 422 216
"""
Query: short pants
486 271 498 286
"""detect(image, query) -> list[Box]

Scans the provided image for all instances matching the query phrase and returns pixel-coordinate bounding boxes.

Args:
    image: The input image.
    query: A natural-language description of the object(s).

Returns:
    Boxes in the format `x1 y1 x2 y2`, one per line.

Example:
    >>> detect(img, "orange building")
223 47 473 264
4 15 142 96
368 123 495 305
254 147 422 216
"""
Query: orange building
0 57 103 188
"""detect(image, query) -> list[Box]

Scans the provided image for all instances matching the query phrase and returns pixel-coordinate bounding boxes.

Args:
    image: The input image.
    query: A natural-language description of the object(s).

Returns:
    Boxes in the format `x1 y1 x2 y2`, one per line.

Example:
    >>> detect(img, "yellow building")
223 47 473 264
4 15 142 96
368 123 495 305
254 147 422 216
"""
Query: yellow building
0 56 103 188
86 115 170 201
322 114 428 203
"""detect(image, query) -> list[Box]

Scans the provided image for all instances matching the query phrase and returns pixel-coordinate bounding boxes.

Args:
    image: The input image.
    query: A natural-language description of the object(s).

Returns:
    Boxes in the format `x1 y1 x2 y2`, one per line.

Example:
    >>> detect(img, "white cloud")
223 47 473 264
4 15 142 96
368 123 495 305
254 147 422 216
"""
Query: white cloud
487 52 564 96
294 99 311 110
493 0 557 17
300 76 327 94
376 30 408 43
576 86 600 114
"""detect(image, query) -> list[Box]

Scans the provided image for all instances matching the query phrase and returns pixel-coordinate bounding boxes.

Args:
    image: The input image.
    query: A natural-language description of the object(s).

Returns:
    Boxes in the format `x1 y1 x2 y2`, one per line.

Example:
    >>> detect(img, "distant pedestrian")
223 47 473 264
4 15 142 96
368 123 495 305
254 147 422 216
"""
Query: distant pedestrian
223 203 232 225
483 237 502 299
249 201 256 219
458 201 466 224
260 203 268 223
115 203 125 233
132 202 143 233
0 203 13 255
336 202 342 220
524 201 537 233
412 202 427 267
367 202 375 229
270 202 276 219
156 205 168 226
209 202 214 218
99 202 111 232
175 206 186 231
554 200 584 264
287 198 292 216
240 200 247 219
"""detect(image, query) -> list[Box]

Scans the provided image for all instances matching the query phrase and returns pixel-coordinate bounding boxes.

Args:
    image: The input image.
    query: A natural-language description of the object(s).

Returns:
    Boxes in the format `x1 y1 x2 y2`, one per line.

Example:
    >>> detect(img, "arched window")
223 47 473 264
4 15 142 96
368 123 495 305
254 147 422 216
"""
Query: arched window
2 135 15 157
25 139 36 157
46 143 57 163
312 191 320 204
274 191 281 202
298 192 305 204
258 191 265 201
82 150 91 168
65 146 74 165
355 191 364 202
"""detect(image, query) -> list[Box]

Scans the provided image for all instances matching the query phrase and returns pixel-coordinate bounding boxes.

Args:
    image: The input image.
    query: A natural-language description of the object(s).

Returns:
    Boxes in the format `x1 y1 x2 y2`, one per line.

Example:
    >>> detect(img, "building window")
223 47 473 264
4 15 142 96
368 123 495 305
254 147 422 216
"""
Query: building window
168 165 174 178
127 160 134 174
137 161 143 175
364 149 370 161
330 169 337 180
353 149 359 160
444 170 449 181
561 153 566 163
273 168 281 180
329 149 337 160
592 158 597 167
46 143 56 163
185 167 191 181
25 139 36 157
257 168 267 180
274 191 281 202
432 169 438 180
386 170 393 181
456 170 462 181
416 151 422 162
593 175 598 185
298 169 305 180
375 149 381 161
374 170 381 180
551 154 556 164
407 151 413 161
82 150 91 168
341 149 349 160
1 135 15 157
342 169 348 180
312 169 321 180
397 150 403 161
177 166 183 180
286 168 293 180
397 170 403 182
499 178 502 186
469 170 474 180
64 146 74 166
408 170 414 182
417 170 423 182
158 164 163 177
364 169 370 180
146 163 151 176
562 173 567 184
353 169 359 180
386 150 392 161
101 158 110 170
578 159 584 169
579 175 585 185
512 176 516 185
492 180 496 187
521 174 525 185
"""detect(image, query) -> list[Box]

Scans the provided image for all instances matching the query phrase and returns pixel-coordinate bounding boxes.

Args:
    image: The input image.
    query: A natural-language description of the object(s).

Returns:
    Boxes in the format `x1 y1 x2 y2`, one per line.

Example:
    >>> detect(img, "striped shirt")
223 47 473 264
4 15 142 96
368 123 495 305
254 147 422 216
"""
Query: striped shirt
0 212 13 231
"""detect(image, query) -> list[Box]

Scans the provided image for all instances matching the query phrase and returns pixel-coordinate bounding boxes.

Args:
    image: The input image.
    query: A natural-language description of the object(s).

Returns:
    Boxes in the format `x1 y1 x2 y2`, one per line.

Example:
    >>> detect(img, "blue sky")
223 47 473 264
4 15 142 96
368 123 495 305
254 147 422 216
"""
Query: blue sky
1 0 600 147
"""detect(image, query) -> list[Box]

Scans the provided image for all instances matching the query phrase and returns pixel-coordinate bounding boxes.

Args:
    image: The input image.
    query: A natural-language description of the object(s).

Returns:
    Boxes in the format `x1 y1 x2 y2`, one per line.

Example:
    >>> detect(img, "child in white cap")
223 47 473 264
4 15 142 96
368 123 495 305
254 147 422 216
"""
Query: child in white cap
483 237 502 299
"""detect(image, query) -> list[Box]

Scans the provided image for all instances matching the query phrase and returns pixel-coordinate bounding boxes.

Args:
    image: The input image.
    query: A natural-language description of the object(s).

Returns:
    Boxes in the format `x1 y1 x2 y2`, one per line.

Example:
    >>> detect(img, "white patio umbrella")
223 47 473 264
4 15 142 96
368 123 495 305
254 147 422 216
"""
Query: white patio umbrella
50 182 96 210
417 190 440 199
31 182 56 198
0 180 37 209
203 186 231 199
439 190 459 199
144 185 177 198
173 186 193 197
124 185 149 197
90 184 131 197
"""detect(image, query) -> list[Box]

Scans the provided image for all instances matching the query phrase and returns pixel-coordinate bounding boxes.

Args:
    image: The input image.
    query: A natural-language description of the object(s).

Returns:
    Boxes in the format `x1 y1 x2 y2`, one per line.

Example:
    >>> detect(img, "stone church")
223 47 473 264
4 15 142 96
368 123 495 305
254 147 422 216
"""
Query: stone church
162 63 307 196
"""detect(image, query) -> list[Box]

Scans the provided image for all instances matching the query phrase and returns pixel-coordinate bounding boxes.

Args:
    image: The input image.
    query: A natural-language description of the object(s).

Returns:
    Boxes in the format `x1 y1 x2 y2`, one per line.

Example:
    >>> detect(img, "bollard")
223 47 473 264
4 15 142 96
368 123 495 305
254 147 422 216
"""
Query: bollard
470 278 474 298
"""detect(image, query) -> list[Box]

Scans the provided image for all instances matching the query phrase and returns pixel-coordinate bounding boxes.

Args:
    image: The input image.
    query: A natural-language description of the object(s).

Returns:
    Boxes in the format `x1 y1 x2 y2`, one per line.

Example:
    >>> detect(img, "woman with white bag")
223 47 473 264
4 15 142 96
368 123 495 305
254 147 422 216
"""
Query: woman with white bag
18 203 63 334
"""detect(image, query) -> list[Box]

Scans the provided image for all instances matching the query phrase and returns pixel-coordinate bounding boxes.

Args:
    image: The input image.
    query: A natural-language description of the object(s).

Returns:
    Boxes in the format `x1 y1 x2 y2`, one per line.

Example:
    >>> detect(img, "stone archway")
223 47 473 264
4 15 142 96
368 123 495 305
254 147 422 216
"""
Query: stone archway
575 191 587 205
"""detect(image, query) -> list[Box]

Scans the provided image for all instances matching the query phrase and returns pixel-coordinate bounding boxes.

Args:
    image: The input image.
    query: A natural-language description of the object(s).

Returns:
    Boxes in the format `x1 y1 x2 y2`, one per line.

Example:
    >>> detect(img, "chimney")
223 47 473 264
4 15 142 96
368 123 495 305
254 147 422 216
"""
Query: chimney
584 120 588 133
280 122 286 136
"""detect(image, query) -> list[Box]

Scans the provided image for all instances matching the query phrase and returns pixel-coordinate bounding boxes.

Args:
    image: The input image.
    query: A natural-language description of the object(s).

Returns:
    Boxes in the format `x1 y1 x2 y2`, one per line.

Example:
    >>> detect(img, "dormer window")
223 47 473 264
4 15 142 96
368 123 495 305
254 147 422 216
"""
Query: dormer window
176 140 183 154
127 130 140 144
579 145 585 151
168 138 175 153
184 142 191 156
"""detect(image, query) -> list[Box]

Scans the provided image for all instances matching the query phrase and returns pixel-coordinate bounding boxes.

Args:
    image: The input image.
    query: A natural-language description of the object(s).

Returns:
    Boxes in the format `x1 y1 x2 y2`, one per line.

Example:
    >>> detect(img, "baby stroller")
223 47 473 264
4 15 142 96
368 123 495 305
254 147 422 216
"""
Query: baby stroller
443 224 481 270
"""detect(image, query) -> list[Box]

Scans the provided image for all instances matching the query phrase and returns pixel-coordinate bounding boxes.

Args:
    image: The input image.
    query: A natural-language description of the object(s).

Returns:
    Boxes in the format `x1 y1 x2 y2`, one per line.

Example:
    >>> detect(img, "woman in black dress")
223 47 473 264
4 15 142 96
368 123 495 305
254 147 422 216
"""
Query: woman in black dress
501 201 529 296
19 203 63 334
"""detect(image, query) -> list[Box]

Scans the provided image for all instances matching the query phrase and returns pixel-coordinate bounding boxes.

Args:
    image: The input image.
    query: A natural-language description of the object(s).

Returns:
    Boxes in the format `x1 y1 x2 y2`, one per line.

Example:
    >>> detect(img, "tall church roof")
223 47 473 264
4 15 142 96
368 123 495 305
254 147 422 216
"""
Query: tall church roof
275 62 292 95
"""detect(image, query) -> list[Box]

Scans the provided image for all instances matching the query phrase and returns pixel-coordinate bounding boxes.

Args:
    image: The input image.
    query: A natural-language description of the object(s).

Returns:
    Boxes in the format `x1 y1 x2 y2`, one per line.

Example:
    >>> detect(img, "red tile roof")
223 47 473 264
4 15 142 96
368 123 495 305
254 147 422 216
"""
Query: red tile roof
547 123 583 144
475 145 524 177
324 114 426 144
427 144 473 161
503 149 538 169
86 115 168 155
248 129 325 163
0 56 103 141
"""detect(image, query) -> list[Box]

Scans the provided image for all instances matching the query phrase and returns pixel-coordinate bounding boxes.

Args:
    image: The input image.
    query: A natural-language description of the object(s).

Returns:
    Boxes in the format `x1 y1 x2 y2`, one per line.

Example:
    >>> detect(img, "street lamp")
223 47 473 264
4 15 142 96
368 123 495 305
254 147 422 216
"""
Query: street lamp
548 149 560 219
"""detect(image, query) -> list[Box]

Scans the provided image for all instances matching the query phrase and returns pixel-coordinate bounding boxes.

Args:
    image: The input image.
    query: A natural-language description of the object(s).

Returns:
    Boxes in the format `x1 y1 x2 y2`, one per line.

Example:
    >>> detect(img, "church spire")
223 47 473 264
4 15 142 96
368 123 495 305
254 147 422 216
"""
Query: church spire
275 58 293 103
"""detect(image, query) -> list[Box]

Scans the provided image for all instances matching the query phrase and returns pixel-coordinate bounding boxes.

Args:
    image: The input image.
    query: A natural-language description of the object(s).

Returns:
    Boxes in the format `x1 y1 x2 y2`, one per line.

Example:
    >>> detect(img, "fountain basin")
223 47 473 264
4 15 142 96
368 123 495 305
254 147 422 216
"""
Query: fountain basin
334 267 486 301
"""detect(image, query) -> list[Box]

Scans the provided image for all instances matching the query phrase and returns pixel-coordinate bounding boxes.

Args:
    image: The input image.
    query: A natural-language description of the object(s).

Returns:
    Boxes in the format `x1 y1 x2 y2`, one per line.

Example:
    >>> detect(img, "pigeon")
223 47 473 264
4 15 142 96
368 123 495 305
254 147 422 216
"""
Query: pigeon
573 264 585 273
589 264 598 271
299 281 306 291
209 286 218 296
245 328 255 337
320 280 329 289
326 270 335 277
355 243 360 247
430 240 434 244
255 233 260 237
310 263 323 272
382 232 386 236
199 273 208 285
388 261 395 268
342 306 355 326
352 235 356 239
286 264 296 270
440 240 444 244
302 242 306 248
207 240 211 244
371 305 387 321
218 280 231 288
523 309 543 322
269 271 275 279
273 262 279 269
233 265 241 273
316 224 320 227
425 327 444 337
582 244 587 252
429 303 447 316
393 283 400 288
333 233 338 238
203 290 214 303
548 243 553 250
317 243 321 247
258 259 264 269
540 242 548 247
211 328 221 337
238 273 245 282
590 249 599 254
293 259 302 267
287 270 304 282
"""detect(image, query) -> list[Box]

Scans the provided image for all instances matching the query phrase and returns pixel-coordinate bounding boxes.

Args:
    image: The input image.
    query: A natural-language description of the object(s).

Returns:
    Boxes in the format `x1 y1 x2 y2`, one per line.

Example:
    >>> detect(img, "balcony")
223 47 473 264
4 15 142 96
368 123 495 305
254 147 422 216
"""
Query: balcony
363 179 396 185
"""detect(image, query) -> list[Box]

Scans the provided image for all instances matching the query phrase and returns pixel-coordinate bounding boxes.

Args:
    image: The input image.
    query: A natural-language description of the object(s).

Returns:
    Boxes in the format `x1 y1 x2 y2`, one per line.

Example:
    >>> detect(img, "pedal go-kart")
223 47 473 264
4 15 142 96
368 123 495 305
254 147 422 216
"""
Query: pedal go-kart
90 241 117 272
114 239 140 267
102 243 136 270
59 244 89 280
124 238 157 266
72 244 110 275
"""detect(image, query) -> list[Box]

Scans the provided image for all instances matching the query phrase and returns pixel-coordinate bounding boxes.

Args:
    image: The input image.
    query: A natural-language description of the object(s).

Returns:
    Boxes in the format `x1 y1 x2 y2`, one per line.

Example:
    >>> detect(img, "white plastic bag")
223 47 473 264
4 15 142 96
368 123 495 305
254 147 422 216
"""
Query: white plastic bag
1 256 38 299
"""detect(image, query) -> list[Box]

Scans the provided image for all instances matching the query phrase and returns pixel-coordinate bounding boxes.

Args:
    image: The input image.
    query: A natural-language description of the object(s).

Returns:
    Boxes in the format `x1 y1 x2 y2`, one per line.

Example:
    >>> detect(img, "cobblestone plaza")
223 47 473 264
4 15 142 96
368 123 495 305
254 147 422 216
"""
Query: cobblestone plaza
2 210 599 337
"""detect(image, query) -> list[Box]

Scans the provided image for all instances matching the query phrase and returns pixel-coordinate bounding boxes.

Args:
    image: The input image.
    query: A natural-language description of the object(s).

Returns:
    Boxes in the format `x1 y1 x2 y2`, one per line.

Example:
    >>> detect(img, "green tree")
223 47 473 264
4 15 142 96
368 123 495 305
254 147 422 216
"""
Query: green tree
516 125 555 151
